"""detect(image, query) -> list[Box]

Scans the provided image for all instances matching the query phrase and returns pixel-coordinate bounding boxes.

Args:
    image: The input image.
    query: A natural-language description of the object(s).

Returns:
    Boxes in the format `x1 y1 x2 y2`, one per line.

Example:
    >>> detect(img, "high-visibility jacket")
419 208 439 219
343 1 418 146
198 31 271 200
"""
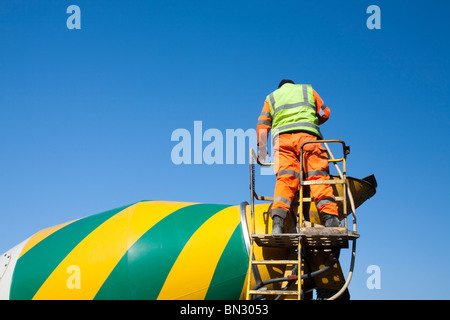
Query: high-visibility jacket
257 83 331 147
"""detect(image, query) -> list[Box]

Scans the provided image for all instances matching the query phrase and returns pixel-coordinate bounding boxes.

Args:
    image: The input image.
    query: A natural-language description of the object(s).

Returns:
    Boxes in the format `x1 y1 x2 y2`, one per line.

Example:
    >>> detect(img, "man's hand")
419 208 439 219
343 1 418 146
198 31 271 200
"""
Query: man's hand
257 148 268 165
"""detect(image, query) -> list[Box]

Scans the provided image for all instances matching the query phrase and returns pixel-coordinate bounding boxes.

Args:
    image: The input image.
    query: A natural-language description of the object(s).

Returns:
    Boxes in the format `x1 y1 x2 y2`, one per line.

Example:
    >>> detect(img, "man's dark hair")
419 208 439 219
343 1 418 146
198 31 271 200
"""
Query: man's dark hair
278 79 295 88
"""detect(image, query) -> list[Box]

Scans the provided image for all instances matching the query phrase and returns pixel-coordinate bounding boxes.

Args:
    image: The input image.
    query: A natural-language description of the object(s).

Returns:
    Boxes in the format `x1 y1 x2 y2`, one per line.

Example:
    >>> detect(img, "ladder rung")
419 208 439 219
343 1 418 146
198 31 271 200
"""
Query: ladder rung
302 179 345 186
255 191 344 204
302 196 344 203
328 158 344 163
252 260 299 265
249 290 299 296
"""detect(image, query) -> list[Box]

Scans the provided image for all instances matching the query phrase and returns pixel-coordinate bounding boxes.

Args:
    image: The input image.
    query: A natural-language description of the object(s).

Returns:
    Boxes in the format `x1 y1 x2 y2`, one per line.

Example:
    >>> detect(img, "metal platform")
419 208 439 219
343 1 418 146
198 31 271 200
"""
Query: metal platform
252 227 359 249
252 233 299 248
300 227 359 249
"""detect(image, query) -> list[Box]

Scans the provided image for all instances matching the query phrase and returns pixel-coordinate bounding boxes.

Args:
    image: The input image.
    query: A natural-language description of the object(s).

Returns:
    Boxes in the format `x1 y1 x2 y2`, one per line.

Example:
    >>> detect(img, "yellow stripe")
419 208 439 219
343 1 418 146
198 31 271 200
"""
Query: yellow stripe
157 206 240 300
32 201 194 300
19 219 80 258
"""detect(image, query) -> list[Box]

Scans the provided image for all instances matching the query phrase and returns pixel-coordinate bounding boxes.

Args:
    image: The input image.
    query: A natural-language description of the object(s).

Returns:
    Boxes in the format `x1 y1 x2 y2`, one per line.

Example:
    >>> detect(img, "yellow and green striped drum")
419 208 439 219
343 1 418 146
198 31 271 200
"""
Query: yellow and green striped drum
3 201 256 300
0 175 376 300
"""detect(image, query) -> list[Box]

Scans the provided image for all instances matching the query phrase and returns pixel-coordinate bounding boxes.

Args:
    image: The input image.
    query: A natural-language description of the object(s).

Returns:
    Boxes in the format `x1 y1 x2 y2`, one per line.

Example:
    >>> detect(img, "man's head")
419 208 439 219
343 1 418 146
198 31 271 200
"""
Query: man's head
278 79 295 88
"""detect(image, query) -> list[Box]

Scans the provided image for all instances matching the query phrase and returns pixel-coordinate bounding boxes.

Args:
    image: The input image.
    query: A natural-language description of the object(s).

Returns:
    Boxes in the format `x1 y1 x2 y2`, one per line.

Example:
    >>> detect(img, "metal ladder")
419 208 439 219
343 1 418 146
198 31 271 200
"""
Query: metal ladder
245 140 359 300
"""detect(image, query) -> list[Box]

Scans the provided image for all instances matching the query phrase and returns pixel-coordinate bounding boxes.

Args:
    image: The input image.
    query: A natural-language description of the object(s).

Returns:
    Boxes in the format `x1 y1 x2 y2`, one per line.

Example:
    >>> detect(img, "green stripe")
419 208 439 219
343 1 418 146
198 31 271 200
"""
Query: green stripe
9 203 135 300
94 203 230 300
204 222 249 300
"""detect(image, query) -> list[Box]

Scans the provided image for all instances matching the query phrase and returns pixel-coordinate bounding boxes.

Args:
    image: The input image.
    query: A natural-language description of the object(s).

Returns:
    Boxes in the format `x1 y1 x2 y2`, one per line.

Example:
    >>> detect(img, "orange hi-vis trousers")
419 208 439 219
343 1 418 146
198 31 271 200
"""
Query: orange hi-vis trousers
271 132 339 220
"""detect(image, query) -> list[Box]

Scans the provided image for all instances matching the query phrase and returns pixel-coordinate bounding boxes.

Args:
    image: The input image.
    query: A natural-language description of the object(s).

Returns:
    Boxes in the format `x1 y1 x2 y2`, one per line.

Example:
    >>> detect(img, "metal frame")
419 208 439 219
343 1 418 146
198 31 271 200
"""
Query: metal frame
246 139 359 300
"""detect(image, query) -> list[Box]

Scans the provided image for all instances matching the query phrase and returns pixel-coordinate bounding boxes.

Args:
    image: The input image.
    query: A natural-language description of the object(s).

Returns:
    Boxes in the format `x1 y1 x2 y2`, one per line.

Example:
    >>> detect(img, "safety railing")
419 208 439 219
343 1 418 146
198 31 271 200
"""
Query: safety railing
247 139 358 300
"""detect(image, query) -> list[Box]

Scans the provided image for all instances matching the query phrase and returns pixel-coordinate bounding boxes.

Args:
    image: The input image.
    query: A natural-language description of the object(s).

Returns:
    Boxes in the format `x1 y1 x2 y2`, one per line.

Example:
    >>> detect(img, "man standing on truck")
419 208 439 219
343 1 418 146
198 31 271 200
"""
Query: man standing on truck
257 80 340 234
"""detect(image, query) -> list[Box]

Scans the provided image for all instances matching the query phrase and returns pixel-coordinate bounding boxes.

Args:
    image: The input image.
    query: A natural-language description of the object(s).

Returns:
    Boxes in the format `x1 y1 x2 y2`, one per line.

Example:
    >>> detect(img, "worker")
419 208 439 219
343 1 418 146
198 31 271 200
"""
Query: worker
257 79 340 234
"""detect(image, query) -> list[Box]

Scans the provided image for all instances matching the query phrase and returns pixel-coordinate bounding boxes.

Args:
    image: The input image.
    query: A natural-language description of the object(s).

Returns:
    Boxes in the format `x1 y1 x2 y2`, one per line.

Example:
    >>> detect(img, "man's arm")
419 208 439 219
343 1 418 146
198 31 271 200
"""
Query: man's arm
313 89 331 125
256 99 272 163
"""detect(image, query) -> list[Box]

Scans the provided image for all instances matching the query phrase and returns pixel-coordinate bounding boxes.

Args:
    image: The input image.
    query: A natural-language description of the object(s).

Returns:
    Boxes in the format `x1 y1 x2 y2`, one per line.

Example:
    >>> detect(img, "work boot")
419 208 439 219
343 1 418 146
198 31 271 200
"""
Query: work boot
322 213 341 227
272 215 285 235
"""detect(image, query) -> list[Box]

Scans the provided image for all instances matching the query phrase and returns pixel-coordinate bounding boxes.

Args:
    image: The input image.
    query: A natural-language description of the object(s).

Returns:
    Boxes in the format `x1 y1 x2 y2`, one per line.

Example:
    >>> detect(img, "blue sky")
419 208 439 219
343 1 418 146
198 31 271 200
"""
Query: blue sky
1 0 449 299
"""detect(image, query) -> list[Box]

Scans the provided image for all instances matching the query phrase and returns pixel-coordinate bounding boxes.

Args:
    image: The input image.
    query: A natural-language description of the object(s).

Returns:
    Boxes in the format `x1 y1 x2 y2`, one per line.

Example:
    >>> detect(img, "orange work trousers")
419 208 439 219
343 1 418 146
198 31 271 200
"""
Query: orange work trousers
271 132 339 219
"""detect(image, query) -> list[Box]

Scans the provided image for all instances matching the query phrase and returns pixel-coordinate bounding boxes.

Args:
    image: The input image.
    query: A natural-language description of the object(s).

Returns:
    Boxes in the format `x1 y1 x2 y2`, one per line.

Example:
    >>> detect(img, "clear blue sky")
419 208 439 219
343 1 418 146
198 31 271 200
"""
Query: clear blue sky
1 0 449 299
